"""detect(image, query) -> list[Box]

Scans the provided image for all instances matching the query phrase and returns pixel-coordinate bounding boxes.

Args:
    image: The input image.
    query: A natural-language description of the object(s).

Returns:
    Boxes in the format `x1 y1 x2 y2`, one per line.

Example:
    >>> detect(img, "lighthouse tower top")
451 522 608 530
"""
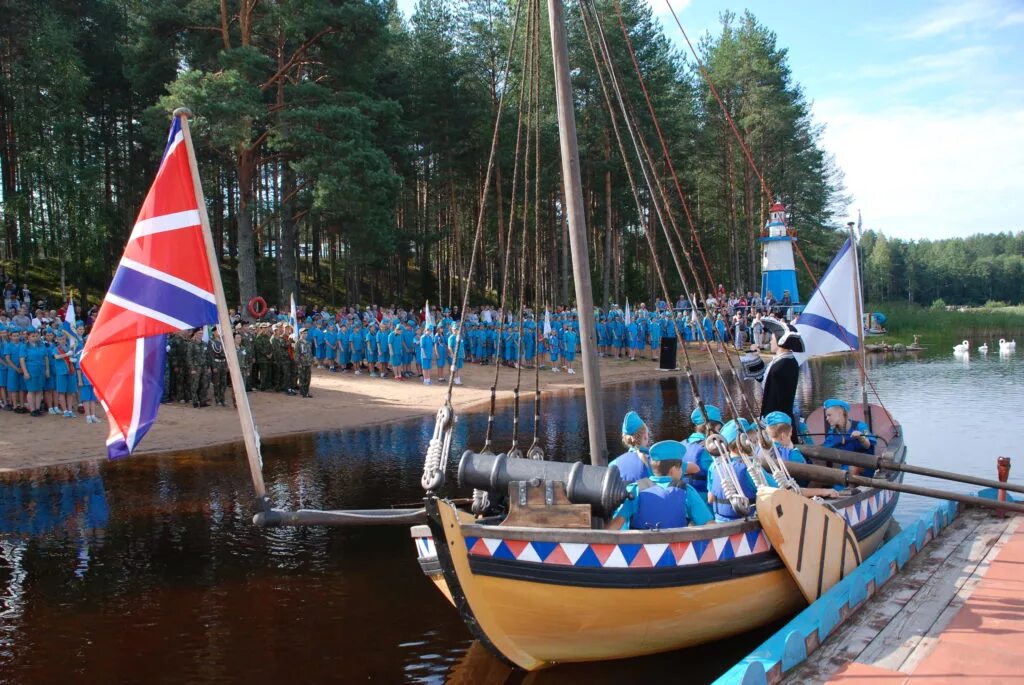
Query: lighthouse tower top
766 201 789 238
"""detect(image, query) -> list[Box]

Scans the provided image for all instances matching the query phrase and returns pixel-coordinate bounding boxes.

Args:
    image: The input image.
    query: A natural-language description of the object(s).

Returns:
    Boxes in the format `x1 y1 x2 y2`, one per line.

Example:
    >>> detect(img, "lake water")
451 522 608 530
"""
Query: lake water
0 340 1020 684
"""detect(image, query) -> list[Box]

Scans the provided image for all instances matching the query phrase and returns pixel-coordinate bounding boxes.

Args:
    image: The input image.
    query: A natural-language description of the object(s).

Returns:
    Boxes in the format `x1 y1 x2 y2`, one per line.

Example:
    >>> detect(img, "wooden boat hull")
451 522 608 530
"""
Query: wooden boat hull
412 482 897 670
410 407 904 670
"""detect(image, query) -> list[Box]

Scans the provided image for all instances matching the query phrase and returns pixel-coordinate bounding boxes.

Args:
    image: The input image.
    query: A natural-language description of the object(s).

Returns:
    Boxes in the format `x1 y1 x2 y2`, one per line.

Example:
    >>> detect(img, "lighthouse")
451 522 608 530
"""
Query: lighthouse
760 201 800 305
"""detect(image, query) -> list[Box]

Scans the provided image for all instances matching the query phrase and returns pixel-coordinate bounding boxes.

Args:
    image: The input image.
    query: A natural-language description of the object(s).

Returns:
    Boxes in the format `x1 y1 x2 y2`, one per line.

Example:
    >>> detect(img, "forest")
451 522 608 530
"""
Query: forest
3 0 1011 313
861 230 1024 307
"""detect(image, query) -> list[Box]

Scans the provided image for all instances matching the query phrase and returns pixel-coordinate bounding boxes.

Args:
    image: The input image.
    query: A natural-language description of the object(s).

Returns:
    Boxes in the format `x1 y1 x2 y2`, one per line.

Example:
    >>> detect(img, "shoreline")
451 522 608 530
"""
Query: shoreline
0 349 747 473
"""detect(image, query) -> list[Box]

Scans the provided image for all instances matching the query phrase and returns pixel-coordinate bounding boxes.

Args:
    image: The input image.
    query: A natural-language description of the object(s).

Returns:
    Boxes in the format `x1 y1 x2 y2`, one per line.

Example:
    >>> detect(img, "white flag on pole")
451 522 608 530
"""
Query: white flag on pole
793 238 861 365
290 292 299 342
424 300 434 328
624 299 632 325
543 308 552 337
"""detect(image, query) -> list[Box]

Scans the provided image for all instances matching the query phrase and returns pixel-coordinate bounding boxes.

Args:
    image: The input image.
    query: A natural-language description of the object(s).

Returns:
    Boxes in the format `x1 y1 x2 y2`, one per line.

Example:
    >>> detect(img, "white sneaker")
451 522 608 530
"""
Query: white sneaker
424 379 431 385
552 368 559 373
454 378 462 386
568 368 576 374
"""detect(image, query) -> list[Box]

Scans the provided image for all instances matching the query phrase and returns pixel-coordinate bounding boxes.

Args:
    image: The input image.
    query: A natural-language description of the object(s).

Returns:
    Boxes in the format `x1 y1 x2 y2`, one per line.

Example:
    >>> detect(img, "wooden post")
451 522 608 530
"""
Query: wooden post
547 0 607 465
174 108 269 508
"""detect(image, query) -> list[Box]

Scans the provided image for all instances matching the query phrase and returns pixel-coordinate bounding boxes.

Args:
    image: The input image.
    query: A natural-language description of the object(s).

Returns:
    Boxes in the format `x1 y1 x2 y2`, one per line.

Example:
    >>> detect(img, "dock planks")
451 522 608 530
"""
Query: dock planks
786 509 1020 684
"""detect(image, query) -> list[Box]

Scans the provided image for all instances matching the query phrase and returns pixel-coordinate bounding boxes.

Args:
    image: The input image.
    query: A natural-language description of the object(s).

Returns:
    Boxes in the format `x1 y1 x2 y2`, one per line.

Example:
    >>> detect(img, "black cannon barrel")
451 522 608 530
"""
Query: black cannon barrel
457 451 628 516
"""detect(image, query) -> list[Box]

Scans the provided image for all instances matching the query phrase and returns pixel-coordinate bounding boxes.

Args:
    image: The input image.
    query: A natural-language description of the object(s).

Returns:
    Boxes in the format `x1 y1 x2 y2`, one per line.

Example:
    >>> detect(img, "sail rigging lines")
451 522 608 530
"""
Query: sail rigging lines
658 0 894 421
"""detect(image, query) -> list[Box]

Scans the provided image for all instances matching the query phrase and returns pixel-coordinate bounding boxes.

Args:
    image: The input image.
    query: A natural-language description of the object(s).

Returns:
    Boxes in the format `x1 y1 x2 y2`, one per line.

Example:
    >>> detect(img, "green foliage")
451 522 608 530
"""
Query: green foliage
1 0 852 309
862 231 1024 306
931 298 946 310
869 300 1024 341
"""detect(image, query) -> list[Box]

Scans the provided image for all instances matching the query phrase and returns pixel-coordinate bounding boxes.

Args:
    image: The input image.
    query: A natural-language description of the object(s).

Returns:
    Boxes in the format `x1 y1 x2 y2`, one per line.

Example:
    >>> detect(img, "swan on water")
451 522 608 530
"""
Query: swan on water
978 342 989 354
953 340 969 353
1000 338 1017 352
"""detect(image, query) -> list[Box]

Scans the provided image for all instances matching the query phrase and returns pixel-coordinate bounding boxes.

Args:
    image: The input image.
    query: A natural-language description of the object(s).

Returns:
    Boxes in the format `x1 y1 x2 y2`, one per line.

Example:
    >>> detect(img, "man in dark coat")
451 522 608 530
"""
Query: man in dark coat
759 317 804 430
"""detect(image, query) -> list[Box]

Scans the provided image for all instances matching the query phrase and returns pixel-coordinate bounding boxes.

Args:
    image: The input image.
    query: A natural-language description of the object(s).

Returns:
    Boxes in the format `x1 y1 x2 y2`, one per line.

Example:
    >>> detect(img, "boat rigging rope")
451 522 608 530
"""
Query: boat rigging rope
528 0 545 462
510 0 542 460
421 0 525 494
660 0 895 427
578 0 758 509
482 0 532 456
586 0 798 493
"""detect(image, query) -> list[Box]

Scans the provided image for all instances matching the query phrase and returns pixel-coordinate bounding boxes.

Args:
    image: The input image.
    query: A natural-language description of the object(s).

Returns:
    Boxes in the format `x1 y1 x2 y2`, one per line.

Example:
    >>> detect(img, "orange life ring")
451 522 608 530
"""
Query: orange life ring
248 296 268 319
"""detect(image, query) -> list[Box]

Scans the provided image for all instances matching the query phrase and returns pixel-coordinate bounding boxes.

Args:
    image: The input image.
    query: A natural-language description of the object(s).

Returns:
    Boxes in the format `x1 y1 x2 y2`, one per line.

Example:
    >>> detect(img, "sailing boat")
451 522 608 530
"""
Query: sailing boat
406 0 904 671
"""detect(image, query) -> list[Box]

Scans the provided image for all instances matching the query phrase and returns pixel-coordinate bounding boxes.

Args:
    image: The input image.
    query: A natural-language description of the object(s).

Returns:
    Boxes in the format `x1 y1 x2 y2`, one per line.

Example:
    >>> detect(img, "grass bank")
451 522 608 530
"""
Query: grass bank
867 301 1024 344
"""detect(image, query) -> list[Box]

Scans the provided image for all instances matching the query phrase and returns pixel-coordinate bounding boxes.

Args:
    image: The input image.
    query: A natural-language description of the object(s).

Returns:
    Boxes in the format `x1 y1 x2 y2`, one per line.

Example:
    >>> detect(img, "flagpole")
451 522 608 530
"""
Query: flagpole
847 221 871 431
175 108 269 509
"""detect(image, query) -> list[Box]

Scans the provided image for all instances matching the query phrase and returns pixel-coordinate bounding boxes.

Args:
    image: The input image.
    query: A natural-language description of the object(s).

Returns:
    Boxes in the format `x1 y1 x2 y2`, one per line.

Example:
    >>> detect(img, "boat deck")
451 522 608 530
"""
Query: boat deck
786 509 1022 683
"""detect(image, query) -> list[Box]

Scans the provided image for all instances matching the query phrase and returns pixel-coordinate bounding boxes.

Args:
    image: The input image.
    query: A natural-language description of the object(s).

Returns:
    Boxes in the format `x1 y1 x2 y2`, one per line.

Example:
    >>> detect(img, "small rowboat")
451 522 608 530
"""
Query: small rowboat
410 403 903 670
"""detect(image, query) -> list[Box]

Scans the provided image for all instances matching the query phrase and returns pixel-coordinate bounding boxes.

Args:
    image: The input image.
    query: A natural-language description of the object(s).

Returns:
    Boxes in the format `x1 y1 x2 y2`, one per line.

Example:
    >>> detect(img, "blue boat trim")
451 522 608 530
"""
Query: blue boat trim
713 488 1019 685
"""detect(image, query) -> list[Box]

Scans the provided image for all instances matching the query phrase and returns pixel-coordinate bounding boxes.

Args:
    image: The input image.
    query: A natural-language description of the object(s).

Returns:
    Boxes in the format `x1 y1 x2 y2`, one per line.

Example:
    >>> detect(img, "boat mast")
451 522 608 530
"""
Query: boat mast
547 0 607 466
847 221 871 430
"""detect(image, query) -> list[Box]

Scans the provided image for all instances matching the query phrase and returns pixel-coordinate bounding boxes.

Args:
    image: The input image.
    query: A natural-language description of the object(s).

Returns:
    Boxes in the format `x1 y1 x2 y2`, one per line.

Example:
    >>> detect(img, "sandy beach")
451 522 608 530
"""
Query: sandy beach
0 350 744 472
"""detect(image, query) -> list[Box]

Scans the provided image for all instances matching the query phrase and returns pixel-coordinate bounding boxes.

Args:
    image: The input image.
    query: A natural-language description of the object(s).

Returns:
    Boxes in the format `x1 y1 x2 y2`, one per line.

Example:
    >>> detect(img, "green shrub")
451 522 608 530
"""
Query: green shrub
930 298 946 310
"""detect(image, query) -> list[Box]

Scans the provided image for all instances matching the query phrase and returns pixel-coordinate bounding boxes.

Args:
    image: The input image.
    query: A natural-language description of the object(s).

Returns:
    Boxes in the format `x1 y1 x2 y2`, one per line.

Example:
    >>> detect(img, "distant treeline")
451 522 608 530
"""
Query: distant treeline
0 0 847 310
861 231 1024 307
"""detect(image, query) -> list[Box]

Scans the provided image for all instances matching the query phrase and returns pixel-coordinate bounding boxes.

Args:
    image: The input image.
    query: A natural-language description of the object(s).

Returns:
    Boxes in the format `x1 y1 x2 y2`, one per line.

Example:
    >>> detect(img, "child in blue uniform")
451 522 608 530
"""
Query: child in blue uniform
76 348 100 424
561 328 578 374
21 329 49 416
822 398 877 475
419 325 434 385
434 328 448 382
683 404 723 498
546 329 560 371
708 419 775 522
447 324 466 386
5 329 27 412
609 411 652 484
608 440 713 530
350 323 365 375
52 332 77 417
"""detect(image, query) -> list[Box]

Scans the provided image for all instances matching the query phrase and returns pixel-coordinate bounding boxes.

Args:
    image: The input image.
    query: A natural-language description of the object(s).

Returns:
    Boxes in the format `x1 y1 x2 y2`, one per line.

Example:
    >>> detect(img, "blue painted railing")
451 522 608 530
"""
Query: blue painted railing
714 488 1014 685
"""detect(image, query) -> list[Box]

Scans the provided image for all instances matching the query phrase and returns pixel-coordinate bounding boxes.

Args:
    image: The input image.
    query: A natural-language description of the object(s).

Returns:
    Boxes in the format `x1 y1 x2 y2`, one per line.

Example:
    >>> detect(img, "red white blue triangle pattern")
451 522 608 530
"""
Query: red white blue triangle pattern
454 530 773 568
839 489 894 527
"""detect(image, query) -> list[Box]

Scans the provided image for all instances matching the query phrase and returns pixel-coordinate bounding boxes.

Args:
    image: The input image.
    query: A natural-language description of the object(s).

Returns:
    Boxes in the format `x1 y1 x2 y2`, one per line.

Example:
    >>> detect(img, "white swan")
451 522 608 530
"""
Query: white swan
953 340 969 353
1000 338 1017 353
978 342 989 354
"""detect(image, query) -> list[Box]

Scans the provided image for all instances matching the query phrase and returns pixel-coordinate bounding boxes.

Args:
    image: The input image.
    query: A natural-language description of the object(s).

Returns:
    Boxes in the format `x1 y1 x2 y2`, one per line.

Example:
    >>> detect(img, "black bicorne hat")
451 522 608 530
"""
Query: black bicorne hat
761 316 805 353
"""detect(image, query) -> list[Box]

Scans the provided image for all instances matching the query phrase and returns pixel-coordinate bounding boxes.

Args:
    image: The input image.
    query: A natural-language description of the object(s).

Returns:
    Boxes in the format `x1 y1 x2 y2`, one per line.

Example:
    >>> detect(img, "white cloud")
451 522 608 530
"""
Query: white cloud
898 0 1023 39
814 97 1024 239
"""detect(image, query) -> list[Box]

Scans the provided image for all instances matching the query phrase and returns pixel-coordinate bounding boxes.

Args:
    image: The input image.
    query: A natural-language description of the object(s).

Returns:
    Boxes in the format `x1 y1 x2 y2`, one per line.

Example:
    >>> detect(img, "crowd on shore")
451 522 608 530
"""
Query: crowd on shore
2 266 797 422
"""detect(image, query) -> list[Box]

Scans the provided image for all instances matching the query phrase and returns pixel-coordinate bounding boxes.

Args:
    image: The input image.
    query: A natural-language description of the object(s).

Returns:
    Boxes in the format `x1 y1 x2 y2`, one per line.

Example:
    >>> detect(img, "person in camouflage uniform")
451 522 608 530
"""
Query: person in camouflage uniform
235 328 253 392
238 326 255 391
187 329 211 407
210 328 229 406
296 328 314 397
170 331 190 402
271 326 289 392
255 325 274 391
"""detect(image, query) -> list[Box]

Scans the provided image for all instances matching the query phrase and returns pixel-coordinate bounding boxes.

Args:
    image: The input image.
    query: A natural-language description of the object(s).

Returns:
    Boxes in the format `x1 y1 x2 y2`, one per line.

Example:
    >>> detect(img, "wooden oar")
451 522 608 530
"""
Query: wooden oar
783 461 1024 514
799 444 1024 496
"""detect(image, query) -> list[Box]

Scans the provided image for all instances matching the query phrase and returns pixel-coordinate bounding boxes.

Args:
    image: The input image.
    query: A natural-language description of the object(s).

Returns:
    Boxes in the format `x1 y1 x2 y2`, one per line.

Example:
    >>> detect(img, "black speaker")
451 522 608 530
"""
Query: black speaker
658 335 677 370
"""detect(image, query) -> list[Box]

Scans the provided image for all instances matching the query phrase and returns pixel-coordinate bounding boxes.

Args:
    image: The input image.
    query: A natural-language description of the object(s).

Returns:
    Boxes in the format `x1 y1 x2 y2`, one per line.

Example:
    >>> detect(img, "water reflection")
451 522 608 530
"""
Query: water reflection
0 340 1019 683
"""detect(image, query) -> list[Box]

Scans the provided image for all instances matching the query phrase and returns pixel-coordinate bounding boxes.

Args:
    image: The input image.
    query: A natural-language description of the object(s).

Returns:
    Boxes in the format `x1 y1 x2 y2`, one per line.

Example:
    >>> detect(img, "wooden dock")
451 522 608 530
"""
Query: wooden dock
787 508 1022 683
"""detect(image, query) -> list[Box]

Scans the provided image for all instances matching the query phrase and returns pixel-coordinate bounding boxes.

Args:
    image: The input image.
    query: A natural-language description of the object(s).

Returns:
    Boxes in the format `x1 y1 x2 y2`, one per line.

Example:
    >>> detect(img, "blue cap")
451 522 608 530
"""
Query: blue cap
690 405 723 426
621 411 646 436
720 419 754 443
824 399 851 412
720 419 742 444
649 440 685 462
764 411 791 426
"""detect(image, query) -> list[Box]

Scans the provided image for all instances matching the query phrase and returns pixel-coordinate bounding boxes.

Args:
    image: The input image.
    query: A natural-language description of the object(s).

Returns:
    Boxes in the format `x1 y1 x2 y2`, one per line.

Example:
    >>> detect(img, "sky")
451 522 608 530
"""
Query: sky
397 0 1024 241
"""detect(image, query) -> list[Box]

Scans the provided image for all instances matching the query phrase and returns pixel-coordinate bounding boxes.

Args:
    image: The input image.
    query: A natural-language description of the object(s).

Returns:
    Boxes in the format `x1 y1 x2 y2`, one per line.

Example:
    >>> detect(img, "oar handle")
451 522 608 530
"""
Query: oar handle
799 445 1024 496
784 461 1024 514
